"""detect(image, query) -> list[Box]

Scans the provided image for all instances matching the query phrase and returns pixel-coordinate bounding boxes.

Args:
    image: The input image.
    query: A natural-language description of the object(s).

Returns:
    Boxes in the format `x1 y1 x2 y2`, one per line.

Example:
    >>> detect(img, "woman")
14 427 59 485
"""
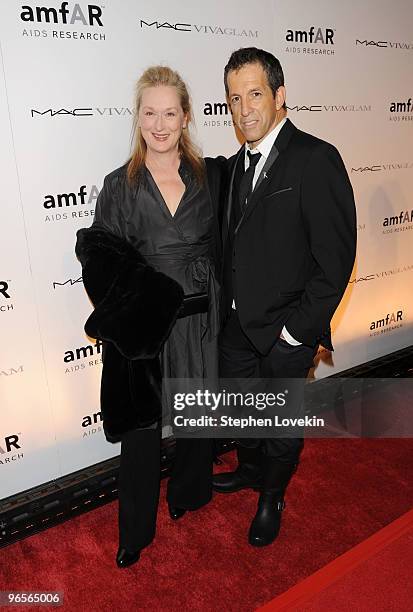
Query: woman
76 66 225 568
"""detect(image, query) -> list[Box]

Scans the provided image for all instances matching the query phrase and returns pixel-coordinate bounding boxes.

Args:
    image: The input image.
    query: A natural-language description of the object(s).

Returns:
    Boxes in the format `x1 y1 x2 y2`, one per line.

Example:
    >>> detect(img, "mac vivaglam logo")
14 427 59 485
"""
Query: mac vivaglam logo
20 3 103 26
351 166 381 173
287 104 371 112
348 275 375 284
0 366 24 377
352 163 413 173
356 39 413 51
349 265 413 285
30 107 132 118
53 277 83 289
139 19 259 37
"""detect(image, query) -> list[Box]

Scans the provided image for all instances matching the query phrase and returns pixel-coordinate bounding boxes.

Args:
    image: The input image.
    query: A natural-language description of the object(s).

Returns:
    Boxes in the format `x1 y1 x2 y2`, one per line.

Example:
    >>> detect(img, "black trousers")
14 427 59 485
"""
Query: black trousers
219 309 317 465
118 426 212 551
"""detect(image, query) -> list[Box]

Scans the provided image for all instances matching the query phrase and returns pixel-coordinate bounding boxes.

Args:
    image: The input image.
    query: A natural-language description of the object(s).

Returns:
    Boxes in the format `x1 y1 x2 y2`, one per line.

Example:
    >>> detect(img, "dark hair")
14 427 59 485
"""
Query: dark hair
224 47 286 110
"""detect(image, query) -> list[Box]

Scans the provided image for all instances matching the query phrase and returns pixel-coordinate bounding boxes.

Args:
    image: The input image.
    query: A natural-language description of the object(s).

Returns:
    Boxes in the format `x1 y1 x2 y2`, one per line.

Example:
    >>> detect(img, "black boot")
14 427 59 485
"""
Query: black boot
248 458 297 547
116 547 141 568
168 504 186 520
212 444 262 493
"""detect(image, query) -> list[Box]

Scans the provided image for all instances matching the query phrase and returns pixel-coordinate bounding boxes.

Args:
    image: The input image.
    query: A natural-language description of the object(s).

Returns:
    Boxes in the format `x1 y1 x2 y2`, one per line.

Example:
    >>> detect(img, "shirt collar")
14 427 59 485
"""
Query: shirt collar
245 117 287 162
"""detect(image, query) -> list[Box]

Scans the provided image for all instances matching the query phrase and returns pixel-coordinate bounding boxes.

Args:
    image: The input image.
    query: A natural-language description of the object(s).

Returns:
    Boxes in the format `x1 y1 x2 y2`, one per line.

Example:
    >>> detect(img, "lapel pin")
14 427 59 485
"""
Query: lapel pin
263 172 268 179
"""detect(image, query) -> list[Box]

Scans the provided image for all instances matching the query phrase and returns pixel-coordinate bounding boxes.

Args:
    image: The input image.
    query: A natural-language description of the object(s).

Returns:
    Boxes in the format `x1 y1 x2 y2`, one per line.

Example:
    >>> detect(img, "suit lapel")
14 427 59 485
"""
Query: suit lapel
223 145 244 247
237 119 297 230
254 145 279 193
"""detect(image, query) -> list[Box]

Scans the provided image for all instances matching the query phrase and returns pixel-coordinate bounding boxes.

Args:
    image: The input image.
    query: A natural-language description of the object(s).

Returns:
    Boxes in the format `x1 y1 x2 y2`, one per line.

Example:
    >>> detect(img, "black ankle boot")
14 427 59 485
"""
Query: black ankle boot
248 458 297 547
248 493 285 546
213 444 262 493
212 464 262 493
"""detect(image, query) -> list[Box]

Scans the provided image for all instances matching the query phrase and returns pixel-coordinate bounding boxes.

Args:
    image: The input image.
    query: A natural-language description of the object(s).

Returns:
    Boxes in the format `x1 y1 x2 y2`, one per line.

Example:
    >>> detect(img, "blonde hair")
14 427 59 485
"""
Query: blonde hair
127 65 205 185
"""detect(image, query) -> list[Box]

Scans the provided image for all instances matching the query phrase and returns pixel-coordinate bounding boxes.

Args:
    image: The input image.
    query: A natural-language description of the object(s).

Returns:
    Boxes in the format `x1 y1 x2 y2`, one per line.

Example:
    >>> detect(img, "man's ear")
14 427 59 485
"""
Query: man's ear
275 86 286 110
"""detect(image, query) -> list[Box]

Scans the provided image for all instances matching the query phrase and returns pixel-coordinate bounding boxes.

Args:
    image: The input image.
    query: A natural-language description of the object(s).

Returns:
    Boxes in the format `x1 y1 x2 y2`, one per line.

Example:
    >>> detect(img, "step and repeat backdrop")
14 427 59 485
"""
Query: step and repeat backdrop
1 0 412 498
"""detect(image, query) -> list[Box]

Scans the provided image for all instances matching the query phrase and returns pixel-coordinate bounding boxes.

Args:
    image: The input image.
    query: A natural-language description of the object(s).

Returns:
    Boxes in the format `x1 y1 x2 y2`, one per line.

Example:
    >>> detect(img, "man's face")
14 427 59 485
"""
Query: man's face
227 62 286 147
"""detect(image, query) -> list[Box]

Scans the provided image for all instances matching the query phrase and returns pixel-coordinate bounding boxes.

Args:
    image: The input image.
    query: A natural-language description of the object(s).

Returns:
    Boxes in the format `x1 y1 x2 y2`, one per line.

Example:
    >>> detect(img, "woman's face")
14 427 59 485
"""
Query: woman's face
138 85 187 156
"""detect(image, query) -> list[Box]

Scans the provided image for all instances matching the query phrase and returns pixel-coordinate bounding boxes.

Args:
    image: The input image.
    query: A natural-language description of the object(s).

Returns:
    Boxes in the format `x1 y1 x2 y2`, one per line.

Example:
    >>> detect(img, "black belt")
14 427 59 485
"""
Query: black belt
177 292 208 318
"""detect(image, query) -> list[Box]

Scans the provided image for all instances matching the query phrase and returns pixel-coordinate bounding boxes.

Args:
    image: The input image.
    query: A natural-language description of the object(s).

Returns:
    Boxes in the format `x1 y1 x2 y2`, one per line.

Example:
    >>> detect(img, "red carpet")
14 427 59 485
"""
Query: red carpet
259 507 413 611
0 439 412 612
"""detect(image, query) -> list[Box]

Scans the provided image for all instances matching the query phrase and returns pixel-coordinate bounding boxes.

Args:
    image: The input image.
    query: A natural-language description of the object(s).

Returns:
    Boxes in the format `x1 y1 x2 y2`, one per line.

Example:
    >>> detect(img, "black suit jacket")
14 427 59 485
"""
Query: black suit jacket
224 118 356 354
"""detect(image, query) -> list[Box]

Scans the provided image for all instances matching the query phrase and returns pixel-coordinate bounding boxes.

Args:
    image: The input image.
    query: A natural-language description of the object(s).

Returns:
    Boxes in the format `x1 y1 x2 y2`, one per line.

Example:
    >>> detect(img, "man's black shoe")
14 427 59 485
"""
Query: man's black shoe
116 547 141 568
212 467 262 493
248 493 285 547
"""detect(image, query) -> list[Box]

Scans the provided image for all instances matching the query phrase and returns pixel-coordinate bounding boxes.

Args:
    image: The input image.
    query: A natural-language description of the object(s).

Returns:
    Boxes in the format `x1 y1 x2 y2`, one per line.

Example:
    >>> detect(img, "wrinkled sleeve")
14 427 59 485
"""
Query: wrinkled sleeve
92 174 124 237
285 143 357 347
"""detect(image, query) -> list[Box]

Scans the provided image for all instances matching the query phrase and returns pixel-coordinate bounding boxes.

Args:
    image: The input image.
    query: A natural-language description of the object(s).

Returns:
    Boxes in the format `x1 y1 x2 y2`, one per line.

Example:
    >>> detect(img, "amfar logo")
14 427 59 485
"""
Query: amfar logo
20 3 103 26
64 339 102 363
0 280 13 313
43 185 99 209
64 340 103 374
287 104 371 112
0 281 11 299
389 99 413 122
139 19 258 38
204 102 230 116
370 311 402 331
356 39 413 51
383 210 413 227
0 434 21 455
53 277 83 289
202 101 235 128
31 107 133 118
286 26 334 44
82 411 102 427
390 98 413 113
82 410 102 437
0 366 24 378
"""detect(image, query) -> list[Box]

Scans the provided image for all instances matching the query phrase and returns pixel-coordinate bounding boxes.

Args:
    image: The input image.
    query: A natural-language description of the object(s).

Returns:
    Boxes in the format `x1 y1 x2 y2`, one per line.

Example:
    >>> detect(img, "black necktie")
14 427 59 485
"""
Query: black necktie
239 150 262 213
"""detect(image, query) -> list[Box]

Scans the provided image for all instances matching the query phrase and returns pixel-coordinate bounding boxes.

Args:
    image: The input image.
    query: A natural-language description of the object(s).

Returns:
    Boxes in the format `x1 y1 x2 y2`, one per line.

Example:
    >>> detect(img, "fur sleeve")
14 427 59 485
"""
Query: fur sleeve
75 227 184 359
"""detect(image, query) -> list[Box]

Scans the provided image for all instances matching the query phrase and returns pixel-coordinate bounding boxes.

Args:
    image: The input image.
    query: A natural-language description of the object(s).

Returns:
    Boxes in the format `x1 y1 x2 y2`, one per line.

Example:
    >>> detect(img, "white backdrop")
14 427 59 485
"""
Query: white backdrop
1 0 412 498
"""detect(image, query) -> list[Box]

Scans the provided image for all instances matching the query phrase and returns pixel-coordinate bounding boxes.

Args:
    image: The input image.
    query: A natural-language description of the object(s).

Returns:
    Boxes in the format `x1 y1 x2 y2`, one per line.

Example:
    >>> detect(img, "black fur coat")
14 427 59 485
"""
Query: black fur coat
75 226 184 442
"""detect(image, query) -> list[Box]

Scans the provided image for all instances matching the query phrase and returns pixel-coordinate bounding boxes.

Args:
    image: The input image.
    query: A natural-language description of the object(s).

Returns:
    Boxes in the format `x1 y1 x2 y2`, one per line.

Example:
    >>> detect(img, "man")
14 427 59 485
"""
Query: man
213 47 356 547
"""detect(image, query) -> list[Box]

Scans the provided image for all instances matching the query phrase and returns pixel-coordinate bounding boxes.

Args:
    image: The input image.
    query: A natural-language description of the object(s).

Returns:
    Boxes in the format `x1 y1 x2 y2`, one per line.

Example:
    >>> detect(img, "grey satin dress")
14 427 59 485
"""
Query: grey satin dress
99 161 220 424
